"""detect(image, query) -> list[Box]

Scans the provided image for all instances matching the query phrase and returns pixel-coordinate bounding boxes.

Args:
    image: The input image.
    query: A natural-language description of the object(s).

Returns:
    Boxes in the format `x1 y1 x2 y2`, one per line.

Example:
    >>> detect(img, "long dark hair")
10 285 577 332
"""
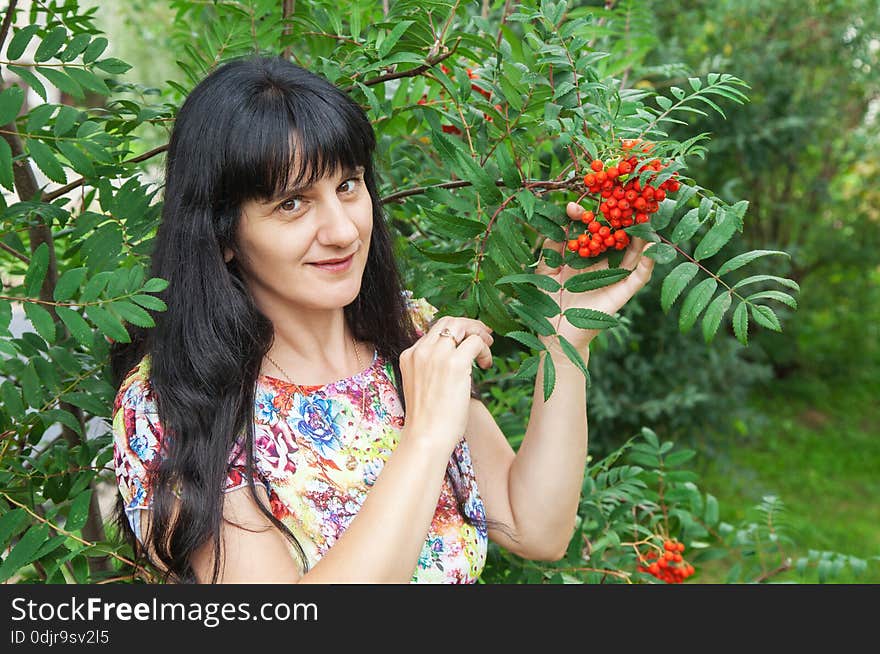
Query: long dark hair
110 55 510 584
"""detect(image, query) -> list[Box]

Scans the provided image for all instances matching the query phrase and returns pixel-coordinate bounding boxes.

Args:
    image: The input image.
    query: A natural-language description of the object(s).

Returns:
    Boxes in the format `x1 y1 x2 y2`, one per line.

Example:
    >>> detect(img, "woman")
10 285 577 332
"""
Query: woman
110 55 655 584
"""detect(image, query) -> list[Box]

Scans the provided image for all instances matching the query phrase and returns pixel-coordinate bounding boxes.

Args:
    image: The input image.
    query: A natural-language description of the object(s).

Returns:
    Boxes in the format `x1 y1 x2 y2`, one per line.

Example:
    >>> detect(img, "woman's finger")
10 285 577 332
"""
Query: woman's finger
620 235 648 271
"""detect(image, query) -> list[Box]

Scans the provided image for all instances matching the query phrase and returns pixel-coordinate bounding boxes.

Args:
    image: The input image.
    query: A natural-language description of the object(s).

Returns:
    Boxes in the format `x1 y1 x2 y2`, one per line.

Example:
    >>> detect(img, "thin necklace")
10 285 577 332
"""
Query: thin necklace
264 336 368 471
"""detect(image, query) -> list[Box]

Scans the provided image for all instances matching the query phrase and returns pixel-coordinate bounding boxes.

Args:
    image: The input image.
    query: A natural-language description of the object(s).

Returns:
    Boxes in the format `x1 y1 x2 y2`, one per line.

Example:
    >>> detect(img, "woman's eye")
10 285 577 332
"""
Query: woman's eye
279 198 301 213
340 177 362 193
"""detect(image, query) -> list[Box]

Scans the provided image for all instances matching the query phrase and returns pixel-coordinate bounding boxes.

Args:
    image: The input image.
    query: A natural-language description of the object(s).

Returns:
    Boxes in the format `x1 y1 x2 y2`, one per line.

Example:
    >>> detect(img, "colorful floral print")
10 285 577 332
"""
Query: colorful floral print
112 290 487 583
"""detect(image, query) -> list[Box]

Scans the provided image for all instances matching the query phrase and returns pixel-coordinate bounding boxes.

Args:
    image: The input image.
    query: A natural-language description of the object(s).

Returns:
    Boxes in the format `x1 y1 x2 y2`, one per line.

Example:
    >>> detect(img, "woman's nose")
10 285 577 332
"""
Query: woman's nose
316 194 360 244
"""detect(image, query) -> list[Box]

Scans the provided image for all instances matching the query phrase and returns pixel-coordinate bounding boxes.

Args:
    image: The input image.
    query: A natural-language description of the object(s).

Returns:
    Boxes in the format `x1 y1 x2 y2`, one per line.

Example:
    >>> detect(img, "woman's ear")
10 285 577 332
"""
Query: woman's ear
223 247 234 263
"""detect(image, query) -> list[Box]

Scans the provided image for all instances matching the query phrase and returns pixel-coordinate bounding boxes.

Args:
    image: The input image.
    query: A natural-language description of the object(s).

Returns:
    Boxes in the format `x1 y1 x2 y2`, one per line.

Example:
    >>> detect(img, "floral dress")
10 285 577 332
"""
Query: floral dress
112 290 488 583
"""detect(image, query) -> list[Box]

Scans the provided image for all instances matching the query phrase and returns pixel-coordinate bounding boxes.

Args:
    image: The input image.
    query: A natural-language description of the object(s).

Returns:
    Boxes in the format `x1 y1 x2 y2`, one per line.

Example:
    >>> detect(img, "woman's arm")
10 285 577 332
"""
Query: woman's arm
189 430 453 583
462 343 587 562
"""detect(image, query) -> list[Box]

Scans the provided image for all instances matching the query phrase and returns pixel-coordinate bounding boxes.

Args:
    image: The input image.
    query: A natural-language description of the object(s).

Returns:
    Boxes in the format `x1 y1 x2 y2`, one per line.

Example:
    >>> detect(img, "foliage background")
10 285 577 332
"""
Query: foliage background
0 0 877 584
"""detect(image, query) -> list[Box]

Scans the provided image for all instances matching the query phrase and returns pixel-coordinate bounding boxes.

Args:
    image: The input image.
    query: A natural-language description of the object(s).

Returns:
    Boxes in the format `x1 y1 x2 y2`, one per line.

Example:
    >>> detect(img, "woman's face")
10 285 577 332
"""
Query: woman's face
226 161 373 313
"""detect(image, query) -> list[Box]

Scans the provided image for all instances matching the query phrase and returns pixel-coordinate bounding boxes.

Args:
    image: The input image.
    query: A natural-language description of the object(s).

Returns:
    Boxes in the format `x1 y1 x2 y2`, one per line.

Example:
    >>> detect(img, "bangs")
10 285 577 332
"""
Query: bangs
219 81 374 206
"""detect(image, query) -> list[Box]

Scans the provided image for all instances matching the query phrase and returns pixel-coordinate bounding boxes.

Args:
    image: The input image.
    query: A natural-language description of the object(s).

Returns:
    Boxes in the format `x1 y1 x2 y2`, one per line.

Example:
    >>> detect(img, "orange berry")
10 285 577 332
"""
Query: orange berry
591 159 604 172
567 239 579 251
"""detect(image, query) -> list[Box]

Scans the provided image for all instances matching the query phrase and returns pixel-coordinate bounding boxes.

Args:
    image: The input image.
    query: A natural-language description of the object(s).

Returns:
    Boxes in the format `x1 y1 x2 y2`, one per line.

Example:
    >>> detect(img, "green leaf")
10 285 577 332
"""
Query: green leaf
411 241 472 264
35 66 83 99
506 330 546 351
732 301 749 345
56 142 95 177
24 243 50 297
671 208 702 243
378 21 414 59
131 294 167 312
7 66 47 102
142 277 169 293
664 449 696 467
563 307 619 330
693 207 738 261
53 267 88 301
82 36 109 64
65 67 110 96
0 524 50 583
26 103 55 132
679 277 717 332
26 138 67 183
0 137 14 191
704 494 719 525
650 199 676 231
751 304 782 332
80 270 113 302
702 292 732 343
0 380 25 419
643 242 677 264
23 302 56 344
746 290 797 309
58 32 92 62
564 268 630 292
0 509 28 552
34 26 68 62
557 334 590 384
732 274 799 293
112 300 155 328
510 302 555 336
39 408 83 436
7 24 41 60
53 105 80 137
623 223 659 242
495 142 521 189
66 490 93 532
0 85 25 125
513 354 540 381
86 305 130 343
55 306 93 347
542 351 556 402
496 272 561 293
660 262 698 313
717 250 790 276
61 391 107 416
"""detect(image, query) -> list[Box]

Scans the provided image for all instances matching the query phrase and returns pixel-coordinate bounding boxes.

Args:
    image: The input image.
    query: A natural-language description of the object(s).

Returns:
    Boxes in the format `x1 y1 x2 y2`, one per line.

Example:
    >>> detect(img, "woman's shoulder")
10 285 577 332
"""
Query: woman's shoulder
113 354 155 416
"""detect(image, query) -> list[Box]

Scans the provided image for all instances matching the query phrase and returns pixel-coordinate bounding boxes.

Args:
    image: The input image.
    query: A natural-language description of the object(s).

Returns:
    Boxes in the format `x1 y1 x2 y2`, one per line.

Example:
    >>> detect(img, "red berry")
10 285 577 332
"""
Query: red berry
591 159 604 172
588 220 601 233
618 161 632 174
584 173 596 186
581 210 595 224
567 239 579 251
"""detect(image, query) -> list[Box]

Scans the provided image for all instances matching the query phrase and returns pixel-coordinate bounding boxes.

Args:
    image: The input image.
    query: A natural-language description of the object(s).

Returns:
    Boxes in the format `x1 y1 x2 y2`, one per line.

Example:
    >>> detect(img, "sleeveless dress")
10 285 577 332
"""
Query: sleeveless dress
111 290 488 583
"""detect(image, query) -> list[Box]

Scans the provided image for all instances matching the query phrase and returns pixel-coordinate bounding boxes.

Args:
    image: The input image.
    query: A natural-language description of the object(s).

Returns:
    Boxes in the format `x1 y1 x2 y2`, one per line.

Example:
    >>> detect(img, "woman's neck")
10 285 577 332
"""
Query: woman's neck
259 306 370 386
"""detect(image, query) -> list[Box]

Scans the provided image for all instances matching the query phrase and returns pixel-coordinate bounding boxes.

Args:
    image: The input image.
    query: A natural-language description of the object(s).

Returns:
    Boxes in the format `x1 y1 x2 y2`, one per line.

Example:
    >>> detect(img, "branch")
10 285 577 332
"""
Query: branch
0 240 29 265
341 40 461 93
0 0 18 54
42 143 168 203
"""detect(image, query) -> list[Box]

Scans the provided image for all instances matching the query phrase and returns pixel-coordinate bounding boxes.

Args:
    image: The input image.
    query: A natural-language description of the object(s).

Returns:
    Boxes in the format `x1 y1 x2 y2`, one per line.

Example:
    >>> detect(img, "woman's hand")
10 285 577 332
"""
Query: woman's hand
533 201 657 352
399 316 494 455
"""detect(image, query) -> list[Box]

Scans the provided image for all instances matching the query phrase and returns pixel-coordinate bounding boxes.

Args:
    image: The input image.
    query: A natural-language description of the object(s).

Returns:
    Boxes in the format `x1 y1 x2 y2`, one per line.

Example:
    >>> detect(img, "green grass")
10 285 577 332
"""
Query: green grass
691 370 880 583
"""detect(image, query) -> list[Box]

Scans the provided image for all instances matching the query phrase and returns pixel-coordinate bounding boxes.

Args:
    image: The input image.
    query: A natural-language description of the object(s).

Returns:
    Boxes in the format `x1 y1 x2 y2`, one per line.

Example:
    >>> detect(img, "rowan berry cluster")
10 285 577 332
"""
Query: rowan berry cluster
637 539 695 584
567 139 681 259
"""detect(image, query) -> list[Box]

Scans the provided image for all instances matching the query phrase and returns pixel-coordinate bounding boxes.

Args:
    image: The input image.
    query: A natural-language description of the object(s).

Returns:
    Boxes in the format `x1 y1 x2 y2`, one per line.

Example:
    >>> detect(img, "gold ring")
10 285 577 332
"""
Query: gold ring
438 327 460 345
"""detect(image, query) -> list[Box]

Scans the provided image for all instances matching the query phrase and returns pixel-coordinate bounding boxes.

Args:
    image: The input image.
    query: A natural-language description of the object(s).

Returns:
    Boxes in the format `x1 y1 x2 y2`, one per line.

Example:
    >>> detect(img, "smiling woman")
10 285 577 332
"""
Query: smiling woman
107 56 509 584
106 55 655 585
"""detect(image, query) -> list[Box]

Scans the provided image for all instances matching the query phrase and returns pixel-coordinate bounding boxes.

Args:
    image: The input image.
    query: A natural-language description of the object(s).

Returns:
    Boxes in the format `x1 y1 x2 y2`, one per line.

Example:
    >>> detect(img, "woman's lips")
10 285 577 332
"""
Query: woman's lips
308 253 354 272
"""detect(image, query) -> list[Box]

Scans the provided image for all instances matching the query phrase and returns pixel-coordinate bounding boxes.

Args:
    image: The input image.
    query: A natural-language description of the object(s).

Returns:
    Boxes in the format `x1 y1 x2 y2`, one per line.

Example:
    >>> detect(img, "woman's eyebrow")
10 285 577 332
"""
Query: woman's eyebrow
272 164 366 201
